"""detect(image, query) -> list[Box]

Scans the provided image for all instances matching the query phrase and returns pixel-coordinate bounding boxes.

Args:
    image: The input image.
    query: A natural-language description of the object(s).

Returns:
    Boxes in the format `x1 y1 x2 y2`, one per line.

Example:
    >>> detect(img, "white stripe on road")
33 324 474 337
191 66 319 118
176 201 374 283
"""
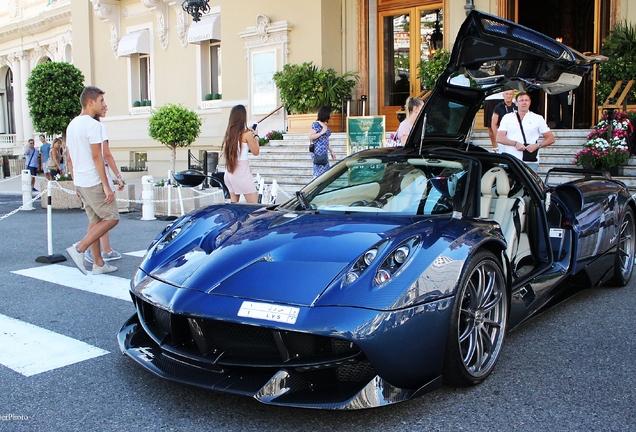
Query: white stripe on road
12 264 132 302
0 314 109 377
125 249 147 258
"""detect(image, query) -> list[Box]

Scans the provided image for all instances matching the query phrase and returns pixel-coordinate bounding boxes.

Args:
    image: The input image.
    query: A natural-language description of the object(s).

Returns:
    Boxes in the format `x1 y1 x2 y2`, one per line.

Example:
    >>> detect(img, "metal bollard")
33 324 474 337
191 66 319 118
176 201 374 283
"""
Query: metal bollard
141 175 156 220
20 169 34 211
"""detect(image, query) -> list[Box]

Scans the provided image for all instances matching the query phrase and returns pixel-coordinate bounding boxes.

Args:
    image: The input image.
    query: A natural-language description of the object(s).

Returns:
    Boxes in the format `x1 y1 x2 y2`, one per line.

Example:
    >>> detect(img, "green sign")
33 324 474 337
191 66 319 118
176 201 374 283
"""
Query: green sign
346 116 386 155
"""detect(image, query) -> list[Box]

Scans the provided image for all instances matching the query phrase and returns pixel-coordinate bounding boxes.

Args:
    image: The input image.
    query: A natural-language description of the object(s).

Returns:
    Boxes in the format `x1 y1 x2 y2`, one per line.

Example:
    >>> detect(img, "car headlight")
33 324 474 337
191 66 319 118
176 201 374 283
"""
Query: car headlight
342 236 420 288
154 218 193 252
373 236 420 287
342 240 388 287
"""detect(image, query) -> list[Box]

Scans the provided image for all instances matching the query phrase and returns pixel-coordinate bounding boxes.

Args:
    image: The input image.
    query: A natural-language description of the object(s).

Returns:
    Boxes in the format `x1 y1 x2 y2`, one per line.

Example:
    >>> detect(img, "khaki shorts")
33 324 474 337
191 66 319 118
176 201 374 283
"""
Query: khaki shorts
76 183 120 224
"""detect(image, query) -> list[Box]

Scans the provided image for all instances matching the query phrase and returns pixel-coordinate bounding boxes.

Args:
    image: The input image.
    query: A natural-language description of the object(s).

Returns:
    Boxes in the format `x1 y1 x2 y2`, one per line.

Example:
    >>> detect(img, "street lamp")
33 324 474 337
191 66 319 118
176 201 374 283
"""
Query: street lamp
427 10 444 57
182 0 210 23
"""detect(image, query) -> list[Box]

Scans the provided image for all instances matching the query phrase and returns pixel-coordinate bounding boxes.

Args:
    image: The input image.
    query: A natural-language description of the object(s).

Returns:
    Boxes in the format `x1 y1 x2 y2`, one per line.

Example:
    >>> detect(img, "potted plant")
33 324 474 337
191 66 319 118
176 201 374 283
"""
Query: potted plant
596 21 636 106
148 103 202 175
272 62 358 133
574 110 634 174
259 130 285 146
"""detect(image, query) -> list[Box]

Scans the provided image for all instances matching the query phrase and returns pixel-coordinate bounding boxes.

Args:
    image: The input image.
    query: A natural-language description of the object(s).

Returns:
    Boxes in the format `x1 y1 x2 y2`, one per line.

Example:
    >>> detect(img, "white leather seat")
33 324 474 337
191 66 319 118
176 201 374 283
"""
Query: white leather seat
385 169 427 214
480 167 526 261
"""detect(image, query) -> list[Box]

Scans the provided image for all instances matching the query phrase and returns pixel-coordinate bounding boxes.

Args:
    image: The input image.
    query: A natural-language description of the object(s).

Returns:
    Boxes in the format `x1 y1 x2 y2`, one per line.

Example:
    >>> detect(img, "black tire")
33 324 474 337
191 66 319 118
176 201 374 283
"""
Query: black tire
608 207 635 287
443 250 508 386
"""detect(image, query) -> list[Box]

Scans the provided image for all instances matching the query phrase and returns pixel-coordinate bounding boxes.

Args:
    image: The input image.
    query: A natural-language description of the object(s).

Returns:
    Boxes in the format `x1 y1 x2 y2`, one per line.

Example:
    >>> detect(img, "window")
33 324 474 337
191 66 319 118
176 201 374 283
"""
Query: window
139 55 150 102
198 40 222 100
187 11 222 103
118 28 152 108
251 50 276 116
210 43 221 96
129 152 147 171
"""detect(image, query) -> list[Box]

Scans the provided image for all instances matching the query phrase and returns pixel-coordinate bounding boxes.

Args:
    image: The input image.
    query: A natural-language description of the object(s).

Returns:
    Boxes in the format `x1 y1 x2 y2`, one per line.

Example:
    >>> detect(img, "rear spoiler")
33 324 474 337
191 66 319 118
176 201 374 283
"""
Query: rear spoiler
545 167 613 186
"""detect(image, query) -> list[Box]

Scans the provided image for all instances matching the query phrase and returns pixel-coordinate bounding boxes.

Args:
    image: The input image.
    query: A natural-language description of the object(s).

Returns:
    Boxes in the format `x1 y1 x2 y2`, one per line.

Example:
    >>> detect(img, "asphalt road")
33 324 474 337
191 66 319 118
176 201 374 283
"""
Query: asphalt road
0 194 634 431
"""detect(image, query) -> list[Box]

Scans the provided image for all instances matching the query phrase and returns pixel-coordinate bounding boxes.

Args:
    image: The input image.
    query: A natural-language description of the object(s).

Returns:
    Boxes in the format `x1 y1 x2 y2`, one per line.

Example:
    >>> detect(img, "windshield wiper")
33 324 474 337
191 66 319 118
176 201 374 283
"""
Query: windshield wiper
296 191 310 210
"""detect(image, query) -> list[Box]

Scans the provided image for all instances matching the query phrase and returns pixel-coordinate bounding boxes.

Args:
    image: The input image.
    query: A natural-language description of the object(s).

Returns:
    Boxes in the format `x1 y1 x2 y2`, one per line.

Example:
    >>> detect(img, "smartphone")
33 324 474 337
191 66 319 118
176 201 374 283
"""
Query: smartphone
252 123 258 130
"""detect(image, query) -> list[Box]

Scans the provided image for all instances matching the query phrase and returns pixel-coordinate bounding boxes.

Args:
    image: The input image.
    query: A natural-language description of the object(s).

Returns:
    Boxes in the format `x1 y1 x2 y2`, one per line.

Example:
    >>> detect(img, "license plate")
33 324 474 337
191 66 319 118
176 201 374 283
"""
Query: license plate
237 301 299 324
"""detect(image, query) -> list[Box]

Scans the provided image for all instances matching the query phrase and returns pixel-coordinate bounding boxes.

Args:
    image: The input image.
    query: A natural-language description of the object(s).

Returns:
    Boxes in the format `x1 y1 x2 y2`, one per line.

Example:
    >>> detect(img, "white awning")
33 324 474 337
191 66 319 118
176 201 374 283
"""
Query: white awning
117 30 150 57
187 14 221 44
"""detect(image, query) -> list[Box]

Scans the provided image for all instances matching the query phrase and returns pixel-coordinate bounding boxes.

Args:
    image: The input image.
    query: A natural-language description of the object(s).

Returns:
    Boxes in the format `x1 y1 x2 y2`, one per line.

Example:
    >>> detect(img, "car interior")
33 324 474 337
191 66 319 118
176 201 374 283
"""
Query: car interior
300 154 571 285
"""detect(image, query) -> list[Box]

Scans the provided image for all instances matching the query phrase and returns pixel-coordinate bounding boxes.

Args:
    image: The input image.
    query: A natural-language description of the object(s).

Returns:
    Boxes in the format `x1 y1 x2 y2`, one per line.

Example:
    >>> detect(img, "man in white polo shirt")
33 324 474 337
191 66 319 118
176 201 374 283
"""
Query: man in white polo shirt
496 91 555 173
65 86 119 275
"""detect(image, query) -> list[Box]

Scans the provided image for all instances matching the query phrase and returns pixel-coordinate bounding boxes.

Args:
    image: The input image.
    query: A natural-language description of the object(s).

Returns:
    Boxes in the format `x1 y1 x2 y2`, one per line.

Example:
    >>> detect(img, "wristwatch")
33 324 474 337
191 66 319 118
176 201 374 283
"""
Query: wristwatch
538 142 542 149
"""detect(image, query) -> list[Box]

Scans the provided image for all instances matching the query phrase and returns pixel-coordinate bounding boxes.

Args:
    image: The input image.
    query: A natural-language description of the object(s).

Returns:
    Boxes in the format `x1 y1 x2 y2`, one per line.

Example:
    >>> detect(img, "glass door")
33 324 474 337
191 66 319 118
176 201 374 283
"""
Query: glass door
379 5 443 132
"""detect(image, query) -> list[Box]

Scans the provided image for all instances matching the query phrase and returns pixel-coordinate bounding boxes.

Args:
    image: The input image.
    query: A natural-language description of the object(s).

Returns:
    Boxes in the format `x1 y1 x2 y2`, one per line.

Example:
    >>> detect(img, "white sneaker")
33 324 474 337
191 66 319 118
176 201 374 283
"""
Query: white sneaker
92 262 117 275
66 245 88 275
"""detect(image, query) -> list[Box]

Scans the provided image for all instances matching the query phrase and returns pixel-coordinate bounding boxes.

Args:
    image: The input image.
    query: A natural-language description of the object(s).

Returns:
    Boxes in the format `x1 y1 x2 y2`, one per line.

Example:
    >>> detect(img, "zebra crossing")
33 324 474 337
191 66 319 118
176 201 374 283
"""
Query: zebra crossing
1 250 146 377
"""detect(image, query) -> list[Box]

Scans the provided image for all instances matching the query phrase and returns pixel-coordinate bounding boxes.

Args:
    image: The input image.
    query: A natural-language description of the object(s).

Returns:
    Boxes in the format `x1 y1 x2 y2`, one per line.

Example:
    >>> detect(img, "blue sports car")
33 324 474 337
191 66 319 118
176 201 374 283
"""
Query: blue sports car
118 11 632 409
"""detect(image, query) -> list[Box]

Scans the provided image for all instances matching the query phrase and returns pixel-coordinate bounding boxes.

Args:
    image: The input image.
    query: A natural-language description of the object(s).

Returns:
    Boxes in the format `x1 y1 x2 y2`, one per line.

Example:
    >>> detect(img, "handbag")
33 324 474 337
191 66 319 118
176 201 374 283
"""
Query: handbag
516 112 538 162
313 152 329 165
46 149 58 169
309 142 315 153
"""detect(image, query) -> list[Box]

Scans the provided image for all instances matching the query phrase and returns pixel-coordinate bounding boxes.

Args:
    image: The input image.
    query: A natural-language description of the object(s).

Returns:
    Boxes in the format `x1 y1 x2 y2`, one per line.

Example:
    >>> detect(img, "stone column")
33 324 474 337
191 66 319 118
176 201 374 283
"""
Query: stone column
19 52 34 141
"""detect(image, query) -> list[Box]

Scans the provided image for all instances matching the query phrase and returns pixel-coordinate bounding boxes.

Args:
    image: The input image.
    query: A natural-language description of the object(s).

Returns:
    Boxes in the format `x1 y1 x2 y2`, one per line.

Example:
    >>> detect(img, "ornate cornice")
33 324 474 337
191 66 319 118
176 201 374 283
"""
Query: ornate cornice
91 0 120 58
0 9 71 44
141 0 169 51
239 14 293 61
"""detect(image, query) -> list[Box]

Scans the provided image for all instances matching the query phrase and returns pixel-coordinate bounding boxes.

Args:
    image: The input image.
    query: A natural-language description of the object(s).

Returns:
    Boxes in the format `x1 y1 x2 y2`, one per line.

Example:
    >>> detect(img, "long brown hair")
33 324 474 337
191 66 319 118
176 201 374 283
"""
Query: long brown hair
222 105 248 173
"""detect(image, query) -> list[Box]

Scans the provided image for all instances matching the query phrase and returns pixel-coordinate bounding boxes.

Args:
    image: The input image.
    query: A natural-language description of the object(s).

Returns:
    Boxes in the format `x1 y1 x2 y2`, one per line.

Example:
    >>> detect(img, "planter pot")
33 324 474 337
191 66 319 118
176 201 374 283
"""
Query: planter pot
41 180 82 209
153 186 198 216
115 184 136 213
287 113 343 133
153 186 225 216
604 166 623 177
41 181 136 212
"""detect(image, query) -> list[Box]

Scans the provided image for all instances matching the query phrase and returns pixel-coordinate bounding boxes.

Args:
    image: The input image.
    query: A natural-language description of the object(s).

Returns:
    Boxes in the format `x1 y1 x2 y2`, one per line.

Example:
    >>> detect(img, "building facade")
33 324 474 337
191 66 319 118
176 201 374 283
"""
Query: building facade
1 0 634 179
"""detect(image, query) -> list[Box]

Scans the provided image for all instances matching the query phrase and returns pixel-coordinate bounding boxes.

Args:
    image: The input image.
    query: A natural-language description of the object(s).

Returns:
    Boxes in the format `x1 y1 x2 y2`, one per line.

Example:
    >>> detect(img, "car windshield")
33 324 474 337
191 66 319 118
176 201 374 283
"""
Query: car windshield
281 155 471 216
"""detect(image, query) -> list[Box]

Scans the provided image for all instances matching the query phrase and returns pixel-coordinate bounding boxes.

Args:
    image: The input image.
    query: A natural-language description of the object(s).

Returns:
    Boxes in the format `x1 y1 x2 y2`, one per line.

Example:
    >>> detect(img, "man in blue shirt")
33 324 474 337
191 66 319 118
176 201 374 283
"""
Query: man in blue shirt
24 139 39 191
39 135 51 180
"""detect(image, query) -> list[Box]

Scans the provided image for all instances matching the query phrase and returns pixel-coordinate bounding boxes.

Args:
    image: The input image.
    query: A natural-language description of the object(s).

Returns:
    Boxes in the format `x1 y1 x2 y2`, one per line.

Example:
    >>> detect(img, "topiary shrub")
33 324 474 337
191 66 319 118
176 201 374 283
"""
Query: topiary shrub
26 62 85 137
133 100 141 107
148 103 202 174
204 93 213 101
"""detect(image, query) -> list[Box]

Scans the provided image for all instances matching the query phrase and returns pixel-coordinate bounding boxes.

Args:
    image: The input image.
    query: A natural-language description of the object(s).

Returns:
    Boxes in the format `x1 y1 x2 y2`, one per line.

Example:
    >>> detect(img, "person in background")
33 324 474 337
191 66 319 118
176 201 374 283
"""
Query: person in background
497 91 555 173
84 103 124 265
46 138 63 178
24 138 39 192
64 85 119 275
484 91 504 149
309 106 336 177
222 104 260 203
491 89 517 153
39 135 52 180
394 97 423 146
550 90 572 129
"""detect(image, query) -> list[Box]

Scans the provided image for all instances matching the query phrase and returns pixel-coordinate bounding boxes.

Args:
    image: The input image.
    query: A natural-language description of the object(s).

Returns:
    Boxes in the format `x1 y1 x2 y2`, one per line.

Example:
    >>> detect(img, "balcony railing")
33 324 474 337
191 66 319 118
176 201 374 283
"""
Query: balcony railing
0 134 17 150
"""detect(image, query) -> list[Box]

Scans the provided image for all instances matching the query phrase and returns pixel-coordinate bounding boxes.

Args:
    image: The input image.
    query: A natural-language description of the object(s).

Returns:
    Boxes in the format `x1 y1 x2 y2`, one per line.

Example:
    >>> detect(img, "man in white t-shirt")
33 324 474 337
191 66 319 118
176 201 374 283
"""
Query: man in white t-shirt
65 86 119 275
496 91 555 173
